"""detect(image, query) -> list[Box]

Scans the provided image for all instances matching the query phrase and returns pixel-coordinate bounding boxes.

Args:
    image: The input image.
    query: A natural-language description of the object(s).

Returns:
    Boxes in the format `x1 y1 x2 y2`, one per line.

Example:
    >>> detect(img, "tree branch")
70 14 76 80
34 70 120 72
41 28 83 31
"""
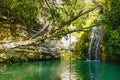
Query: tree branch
0 36 43 50
31 22 49 39
52 26 92 38
59 5 99 28
0 2 100 50
92 0 103 13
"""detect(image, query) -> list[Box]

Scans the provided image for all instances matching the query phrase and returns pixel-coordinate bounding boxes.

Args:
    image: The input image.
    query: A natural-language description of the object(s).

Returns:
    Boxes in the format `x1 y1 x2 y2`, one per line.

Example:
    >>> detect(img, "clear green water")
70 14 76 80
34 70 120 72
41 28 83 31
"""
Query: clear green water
0 60 120 80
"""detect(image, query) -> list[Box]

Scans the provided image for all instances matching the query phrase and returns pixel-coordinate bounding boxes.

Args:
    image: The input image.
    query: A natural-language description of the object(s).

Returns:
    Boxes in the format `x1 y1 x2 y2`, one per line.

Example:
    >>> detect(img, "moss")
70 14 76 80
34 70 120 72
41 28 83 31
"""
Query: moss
75 32 90 59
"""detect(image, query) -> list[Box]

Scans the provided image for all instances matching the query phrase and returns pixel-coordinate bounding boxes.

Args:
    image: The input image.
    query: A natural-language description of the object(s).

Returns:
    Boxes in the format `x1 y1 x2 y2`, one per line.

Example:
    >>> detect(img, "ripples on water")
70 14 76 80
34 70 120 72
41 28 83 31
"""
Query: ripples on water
0 60 120 80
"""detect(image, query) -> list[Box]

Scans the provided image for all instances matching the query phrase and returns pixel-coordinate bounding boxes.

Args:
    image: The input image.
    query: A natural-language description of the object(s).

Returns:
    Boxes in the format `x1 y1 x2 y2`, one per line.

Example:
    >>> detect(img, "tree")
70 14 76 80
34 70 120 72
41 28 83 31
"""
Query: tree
0 0 101 50
101 0 120 63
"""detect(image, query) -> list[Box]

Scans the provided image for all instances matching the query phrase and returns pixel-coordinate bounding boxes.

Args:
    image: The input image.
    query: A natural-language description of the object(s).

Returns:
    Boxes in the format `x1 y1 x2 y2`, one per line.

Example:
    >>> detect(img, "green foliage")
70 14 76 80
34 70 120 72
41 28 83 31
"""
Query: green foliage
102 0 120 62
106 28 120 55
75 33 89 59
0 0 41 29
0 0 88 37
102 0 120 29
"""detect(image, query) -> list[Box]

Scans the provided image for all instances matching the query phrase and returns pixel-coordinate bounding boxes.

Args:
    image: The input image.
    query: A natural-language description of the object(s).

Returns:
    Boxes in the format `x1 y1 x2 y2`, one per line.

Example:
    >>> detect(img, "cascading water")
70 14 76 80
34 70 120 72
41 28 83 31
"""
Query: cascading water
88 26 102 60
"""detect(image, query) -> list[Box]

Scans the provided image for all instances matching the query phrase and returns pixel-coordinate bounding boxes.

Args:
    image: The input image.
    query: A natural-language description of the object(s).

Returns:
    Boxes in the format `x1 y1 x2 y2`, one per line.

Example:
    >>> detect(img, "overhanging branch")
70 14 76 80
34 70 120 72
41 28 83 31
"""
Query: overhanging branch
51 26 92 38
0 1 100 50
59 5 99 28
31 22 49 39
50 5 99 35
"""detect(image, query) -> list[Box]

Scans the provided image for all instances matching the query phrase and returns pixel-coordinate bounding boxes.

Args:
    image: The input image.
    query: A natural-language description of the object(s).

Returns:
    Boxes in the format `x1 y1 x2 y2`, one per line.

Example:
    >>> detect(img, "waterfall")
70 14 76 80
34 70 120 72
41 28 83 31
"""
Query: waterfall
88 26 102 60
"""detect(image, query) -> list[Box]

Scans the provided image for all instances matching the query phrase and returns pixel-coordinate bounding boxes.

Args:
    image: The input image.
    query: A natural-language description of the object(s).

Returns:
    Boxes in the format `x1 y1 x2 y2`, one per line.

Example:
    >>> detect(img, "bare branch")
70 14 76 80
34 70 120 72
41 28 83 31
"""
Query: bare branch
59 5 99 28
92 0 103 11
44 0 51 9
52 26 93 38
31 22 49 39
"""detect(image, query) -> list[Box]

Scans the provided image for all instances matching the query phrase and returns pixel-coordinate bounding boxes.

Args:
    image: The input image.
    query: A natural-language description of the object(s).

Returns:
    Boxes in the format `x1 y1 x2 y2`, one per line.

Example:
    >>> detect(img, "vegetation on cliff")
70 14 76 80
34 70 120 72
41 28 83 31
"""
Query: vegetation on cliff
0 0 119 63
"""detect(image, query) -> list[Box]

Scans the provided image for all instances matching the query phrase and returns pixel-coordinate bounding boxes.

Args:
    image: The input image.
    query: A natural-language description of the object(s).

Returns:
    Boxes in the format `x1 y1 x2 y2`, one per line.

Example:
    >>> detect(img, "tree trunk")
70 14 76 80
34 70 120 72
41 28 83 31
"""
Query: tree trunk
0 37 42 50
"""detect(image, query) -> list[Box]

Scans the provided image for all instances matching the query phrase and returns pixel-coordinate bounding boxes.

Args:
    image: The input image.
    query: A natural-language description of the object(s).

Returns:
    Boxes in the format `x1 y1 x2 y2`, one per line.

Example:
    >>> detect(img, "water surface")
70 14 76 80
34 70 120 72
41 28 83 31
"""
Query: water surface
0 60 120 80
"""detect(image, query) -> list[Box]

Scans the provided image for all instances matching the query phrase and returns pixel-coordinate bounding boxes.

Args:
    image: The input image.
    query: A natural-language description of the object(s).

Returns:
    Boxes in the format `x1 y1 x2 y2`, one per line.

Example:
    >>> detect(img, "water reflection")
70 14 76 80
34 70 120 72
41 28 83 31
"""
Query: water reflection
58 60 77 80
0 61 61 80
0 60 120 80
75 60 120 80
87 60 102 80
75 60 103 80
